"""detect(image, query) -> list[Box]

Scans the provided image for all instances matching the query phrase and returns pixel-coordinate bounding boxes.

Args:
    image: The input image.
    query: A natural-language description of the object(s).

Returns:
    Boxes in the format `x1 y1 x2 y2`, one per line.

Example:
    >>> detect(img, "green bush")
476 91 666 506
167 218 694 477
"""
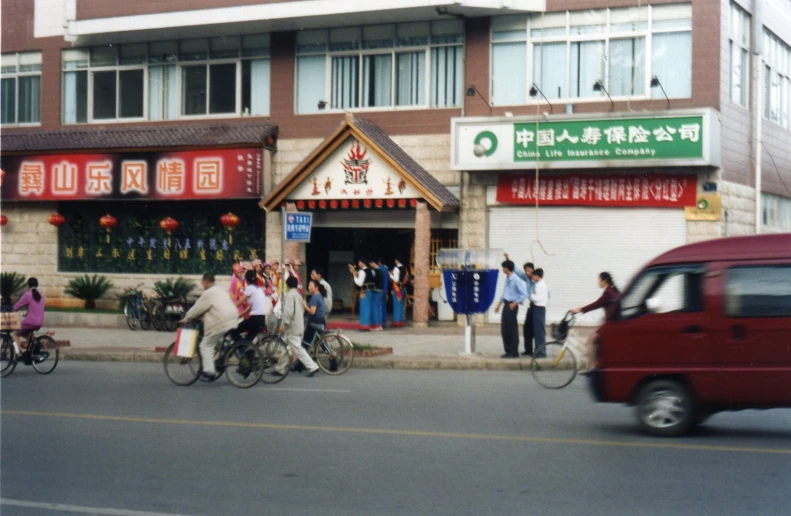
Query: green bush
64 275 115 309
153 277 196 301
0 272 27 306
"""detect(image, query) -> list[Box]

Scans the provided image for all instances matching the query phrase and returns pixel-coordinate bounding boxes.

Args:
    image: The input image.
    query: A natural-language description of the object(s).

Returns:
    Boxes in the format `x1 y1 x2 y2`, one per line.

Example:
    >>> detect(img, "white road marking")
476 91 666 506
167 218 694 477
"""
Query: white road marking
1 498 193 516
263 387 351 393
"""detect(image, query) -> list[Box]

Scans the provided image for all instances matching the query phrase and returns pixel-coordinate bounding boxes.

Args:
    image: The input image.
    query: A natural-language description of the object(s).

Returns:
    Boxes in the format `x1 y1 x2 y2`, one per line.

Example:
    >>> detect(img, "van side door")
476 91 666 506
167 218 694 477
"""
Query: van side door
713 261 791 406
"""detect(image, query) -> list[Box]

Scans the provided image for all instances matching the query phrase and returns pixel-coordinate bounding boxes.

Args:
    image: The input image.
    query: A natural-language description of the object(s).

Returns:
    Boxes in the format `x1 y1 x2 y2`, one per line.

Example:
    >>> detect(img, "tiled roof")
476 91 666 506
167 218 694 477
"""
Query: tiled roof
0 122 278 153
352 118 459 209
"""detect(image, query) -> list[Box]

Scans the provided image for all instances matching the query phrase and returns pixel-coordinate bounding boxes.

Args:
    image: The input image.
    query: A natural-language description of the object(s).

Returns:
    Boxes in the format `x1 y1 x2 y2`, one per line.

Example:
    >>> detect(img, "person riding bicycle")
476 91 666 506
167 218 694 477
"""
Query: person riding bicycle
302 279 327 350
12 277 45 354
236 270 272 338
179 272 240 380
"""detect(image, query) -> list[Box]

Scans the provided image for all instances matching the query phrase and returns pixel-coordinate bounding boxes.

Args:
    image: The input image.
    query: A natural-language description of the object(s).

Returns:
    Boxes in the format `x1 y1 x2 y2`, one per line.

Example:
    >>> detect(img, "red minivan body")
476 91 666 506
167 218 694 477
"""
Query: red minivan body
588 233 791 436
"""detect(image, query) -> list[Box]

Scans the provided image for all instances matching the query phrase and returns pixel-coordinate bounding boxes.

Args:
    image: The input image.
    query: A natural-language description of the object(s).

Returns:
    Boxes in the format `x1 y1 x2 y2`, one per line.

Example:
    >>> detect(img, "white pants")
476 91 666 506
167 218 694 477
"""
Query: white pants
199 331 225 375
276 333 318 375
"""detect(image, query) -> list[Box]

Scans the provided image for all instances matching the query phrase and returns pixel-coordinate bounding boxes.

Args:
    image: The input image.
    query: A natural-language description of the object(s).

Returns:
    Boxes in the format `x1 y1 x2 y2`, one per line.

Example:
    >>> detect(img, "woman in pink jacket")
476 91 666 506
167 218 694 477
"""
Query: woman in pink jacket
13 277 45 351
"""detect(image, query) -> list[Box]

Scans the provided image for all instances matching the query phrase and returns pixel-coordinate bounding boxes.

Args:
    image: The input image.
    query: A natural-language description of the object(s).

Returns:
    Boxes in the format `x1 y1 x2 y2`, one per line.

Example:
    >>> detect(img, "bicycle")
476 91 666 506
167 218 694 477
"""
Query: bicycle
530 311 588 389
253 327 354 383
1 328 60 378
123 283 152 331
162 321 264 388
151 291 188 332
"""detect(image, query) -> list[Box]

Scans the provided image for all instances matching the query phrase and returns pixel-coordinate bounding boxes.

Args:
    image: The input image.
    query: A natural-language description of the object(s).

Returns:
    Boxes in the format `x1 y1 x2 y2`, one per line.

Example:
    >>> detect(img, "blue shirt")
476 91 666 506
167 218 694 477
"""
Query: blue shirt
309 293 326 323
514 270 535 297
500 273 529 304
379 264 389 290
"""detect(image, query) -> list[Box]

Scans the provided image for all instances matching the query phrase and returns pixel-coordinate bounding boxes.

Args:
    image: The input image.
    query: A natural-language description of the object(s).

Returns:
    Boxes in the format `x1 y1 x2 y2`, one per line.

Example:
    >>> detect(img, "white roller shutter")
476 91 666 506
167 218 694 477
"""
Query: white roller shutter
487 205 686 325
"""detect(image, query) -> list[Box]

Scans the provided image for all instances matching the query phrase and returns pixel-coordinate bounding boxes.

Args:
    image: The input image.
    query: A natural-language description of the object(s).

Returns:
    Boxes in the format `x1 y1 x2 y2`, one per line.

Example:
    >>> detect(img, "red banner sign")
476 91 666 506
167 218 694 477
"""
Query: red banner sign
496 173 697 208
0 148 263 201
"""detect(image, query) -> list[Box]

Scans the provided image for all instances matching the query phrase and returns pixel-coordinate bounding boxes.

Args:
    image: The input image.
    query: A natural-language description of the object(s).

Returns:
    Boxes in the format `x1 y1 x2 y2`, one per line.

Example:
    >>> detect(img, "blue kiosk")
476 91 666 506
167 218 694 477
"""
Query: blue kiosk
437 249 503 354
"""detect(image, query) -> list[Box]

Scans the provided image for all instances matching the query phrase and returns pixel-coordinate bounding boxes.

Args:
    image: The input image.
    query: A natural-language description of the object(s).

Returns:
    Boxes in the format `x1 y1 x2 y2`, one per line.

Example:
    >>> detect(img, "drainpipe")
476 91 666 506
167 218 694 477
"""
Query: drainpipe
753 0 763 235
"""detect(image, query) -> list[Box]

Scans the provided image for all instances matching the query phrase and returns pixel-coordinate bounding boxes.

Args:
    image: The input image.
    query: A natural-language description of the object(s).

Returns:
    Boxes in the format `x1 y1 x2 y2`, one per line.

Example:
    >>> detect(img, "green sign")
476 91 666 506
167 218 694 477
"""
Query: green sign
512 116 704 162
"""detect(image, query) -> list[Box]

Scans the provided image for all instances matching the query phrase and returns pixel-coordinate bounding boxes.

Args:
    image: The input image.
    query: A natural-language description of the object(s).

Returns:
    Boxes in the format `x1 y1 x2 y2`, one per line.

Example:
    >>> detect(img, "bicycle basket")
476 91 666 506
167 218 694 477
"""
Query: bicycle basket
551 313 573 341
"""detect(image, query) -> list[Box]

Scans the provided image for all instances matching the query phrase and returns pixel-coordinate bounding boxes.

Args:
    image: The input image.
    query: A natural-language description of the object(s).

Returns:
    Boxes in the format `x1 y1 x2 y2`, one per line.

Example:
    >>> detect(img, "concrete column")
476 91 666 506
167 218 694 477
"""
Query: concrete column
413 202 431 327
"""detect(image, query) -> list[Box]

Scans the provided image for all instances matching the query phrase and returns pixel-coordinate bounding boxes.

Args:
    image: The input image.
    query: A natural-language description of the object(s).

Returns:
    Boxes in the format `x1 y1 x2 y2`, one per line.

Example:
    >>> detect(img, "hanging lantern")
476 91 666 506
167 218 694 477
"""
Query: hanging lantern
398 199 407 208
99 214 118 243
351 200 360 209
220 212 240 244
363 199 372 208
297 201 305 210
386 199 395 208
0 214 7 227
330 200 338 209
160 217 179 247
340 200 349 209
308 200 316 209
409 199 418 207
375 199 383 208
48 213 66 227
319 200 327 209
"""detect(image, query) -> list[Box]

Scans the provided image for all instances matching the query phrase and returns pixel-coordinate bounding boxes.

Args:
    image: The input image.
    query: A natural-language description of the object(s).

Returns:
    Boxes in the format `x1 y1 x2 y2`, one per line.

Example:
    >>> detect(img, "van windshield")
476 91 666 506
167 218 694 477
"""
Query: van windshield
620 265 705 319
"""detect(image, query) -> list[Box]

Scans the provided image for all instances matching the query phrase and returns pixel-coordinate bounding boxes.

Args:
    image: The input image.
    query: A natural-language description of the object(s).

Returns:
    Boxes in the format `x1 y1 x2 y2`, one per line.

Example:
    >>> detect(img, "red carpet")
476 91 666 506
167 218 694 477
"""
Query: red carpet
326 321 362 331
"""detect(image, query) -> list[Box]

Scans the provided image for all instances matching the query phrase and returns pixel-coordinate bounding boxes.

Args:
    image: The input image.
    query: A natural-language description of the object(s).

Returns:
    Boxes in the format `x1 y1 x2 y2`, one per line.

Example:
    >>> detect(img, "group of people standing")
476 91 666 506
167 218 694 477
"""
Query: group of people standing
350 257 410 331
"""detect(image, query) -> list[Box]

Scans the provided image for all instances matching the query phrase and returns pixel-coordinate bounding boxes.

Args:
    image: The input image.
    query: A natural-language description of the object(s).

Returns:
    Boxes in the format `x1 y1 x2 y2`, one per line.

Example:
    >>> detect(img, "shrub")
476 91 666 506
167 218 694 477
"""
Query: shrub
64 275 115 309
153 277 196 301
0 272 27 307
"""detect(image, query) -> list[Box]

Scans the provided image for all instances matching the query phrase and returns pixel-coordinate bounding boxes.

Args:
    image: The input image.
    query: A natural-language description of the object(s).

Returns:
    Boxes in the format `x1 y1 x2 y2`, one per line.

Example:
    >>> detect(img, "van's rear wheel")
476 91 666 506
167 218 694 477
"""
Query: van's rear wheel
635 379 696 437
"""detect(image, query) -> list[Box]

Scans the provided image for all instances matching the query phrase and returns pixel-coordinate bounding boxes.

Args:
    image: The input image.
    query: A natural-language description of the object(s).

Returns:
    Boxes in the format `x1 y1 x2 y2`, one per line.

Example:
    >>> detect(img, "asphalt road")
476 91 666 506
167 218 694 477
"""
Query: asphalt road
1 363 790 516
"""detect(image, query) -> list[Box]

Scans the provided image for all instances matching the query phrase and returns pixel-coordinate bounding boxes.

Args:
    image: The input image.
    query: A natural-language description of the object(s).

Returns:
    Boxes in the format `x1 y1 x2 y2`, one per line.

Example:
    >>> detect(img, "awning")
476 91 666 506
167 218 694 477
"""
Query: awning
260 116 459 212
68 0 545 44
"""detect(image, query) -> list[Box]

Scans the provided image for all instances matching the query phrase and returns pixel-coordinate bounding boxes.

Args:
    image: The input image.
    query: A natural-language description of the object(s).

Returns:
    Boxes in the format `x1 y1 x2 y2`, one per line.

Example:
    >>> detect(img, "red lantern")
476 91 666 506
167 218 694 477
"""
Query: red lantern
330 200 338 209
375 199 383 208
48 213 66 227
220 212 240 244
351 200 360 209
386 199 395 208
409 199 418 207
319 200 327 209
160 217 179 247
363 199 372 208
297 201 305 209
308 200 316 209
398 199 407 208
99 214 118 243
341 200 349 209
0 214 7 227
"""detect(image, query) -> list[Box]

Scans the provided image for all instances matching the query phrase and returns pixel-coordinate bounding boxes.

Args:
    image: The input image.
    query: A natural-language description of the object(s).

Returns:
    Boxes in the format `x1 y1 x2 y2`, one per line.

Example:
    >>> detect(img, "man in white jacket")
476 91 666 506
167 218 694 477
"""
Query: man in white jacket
180 272 240 379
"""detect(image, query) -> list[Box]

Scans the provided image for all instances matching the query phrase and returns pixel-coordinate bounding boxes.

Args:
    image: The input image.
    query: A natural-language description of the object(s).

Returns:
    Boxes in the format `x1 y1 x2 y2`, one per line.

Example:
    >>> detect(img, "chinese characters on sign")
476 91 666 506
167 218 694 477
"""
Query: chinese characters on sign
285 213 313 242
496 174 697 208
1 148 264 201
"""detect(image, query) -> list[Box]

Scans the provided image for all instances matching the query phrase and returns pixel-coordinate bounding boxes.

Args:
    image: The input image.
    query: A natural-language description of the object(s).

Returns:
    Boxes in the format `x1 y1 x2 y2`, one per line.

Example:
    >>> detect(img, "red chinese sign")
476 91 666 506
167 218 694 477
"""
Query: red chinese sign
0 148 263 201
496 173 697 208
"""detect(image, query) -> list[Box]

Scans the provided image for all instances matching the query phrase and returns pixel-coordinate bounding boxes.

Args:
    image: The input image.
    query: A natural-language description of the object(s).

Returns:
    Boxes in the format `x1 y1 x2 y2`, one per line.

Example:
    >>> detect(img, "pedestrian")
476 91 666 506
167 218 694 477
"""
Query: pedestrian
377 258 389 329
275 275 319 377
302 279 327 349
12 277 45 354
310 267 333 317
368 258 384 331
521 262 536 356
229 263 249 319
493 260 528 358
390 258 409 328
284 259 304 295
529 268 549 357
351 258 376 331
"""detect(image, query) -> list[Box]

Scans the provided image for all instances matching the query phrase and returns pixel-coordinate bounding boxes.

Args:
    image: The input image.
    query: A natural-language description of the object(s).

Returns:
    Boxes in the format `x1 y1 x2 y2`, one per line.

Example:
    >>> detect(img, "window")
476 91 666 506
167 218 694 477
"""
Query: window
62 36 270 124
295 21 463 114
729 2 750 106
726 266 791 317
763 29 791 129
762 193 791 230
490 4 692 105
1 52 42 125
620 266 704 319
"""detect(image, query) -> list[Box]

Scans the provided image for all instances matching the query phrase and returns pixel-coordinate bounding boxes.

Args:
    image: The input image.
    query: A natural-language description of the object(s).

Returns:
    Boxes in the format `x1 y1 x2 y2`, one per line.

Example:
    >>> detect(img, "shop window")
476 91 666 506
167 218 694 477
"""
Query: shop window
726 267 791 318
1 52 42 125
57 202 266 275
296 20 463 114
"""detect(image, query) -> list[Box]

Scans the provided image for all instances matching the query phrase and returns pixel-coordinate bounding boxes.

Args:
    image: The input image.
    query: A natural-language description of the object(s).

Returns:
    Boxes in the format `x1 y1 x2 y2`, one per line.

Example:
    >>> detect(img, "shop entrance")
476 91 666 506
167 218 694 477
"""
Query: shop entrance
306 228 413 314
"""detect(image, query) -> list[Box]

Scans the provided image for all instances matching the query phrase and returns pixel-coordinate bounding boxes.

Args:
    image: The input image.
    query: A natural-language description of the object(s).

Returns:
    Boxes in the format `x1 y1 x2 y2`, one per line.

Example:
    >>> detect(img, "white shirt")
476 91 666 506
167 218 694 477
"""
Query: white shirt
320 278 333 314
530 280 549 307
391 267 401 283
354 268 367 287
244 284 271 316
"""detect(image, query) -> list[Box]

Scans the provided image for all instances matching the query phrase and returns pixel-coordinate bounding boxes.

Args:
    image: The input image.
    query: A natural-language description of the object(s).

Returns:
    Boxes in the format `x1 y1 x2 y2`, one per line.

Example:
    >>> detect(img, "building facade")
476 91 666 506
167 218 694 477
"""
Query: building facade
1 0 789 323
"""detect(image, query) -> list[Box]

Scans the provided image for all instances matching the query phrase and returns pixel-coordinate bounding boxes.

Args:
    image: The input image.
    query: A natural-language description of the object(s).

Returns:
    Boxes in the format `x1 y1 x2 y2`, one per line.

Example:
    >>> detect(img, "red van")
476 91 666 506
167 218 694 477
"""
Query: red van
588 233 791 436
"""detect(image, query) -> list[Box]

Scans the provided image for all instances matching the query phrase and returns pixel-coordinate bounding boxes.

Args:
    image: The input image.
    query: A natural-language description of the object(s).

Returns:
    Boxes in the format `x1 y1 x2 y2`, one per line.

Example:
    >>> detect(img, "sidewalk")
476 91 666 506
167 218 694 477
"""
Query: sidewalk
50 323 596 371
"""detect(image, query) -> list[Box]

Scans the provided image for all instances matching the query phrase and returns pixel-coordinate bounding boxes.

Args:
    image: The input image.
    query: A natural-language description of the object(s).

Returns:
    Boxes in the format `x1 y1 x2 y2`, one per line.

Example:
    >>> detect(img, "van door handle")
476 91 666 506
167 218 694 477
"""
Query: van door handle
682 325 703 334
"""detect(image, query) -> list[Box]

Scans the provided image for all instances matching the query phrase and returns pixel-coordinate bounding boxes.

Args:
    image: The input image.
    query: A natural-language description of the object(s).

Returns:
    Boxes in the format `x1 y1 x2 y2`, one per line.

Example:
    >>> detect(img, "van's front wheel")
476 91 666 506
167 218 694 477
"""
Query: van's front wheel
635 379 696 437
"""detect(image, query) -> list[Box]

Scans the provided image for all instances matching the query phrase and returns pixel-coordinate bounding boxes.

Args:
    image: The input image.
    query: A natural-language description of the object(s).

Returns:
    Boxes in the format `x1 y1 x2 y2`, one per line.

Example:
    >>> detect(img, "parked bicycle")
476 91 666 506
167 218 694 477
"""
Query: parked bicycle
163 321 264 388
530 311 588 389
124 283 152 331
151 291 189 332
1 328 60 378
253 328 354 383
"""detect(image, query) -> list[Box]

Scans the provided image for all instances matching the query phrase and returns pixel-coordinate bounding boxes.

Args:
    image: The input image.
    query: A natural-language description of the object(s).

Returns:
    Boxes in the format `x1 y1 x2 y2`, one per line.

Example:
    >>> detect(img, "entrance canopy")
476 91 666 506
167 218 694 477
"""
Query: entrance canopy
260 117 459 213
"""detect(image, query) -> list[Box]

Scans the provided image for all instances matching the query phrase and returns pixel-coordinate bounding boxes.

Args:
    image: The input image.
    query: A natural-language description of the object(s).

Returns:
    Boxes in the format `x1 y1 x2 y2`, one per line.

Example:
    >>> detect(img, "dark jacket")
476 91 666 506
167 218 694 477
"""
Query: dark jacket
580 285 621 321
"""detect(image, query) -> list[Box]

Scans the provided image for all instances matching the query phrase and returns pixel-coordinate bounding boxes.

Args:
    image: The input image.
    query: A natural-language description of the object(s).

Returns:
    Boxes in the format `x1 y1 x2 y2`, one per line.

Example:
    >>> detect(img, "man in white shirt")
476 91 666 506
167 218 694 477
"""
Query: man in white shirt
529 268 549 357
352 258 376 331
237 269 272 337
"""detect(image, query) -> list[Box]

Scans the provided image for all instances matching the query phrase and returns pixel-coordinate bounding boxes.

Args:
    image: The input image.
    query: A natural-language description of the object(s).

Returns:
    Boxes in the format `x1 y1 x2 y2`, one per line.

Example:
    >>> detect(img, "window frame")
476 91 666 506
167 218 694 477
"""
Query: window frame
294 21 464 114
489 4 693 106
725 265 791 318
619 264 706 320
0 51 42 127
728 1 751 108
762 28 791 129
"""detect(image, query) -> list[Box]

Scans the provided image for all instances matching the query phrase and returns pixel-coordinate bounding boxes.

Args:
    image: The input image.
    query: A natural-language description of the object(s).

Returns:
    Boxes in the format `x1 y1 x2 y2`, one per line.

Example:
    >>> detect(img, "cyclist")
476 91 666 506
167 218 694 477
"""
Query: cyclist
179 272 240 380
12 277 45 354
236 270 271 338
301 279 327 350
572 272 621 320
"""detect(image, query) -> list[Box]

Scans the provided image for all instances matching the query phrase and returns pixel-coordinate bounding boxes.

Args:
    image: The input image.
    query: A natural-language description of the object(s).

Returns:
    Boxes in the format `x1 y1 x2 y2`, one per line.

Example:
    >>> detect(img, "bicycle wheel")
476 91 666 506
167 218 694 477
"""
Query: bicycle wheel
140 308 152 331
30 336 59 374
314 333 354 375
151 302 165 331
124 302 140 331
257 335 290 384
530 341 577 389
1 335 17 378
164 312 179 332
224 341 264 389
163 343 201 386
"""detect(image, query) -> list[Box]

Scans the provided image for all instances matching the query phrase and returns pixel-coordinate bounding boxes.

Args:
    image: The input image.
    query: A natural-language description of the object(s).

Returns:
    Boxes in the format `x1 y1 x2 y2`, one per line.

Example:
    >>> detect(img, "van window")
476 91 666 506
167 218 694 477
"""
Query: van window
725 266 791 317
621 266 704 319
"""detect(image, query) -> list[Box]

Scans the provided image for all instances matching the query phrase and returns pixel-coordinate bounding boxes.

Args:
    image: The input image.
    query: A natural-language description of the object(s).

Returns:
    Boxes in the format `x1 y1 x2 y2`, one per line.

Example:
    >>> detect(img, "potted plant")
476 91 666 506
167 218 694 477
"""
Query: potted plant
153 277 196 302
1 272 27 309
64 275 115 309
